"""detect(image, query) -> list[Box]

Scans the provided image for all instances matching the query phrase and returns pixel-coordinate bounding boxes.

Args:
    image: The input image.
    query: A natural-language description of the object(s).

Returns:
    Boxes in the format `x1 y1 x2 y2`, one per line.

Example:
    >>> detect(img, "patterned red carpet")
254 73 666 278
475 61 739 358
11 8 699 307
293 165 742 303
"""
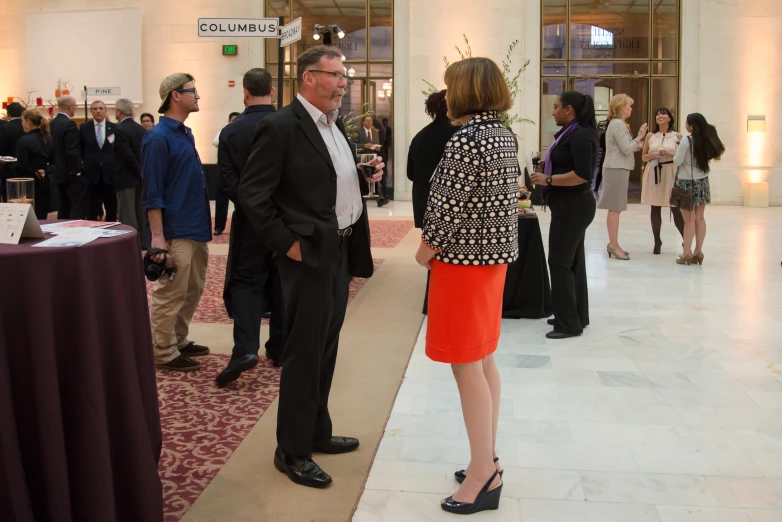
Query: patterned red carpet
157 354 281 522
146 256 384 325
211 217 413 248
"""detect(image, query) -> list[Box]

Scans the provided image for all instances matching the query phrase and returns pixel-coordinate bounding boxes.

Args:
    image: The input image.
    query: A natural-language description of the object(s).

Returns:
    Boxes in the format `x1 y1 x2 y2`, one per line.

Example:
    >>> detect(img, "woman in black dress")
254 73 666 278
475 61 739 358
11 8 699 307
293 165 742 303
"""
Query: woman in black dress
407 90 459 314
13 109 56 219
407 90 458 228
531 91 598 339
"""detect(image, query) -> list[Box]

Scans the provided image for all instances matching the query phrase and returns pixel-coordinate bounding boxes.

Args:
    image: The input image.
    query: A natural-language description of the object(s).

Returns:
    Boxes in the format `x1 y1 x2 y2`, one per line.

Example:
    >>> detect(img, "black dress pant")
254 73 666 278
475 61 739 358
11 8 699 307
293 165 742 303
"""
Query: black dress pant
214 190 229 231
547 189 596 335
224 211 285 361
88 180 117 221
275 236 350 456
57 181 89 219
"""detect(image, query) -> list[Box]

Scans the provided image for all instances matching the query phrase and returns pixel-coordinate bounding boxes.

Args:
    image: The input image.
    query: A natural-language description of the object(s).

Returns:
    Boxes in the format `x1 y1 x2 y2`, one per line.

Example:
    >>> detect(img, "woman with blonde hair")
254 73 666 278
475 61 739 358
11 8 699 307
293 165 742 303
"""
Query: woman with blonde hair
13 109 55 218
598 94 647 260
415 56 519 515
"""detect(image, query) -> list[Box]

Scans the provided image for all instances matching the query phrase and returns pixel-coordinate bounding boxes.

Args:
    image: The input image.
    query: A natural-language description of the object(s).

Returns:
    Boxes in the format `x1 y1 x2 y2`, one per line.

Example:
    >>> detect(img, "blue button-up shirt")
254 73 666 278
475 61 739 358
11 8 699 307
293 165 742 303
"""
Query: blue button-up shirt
141 116 212 243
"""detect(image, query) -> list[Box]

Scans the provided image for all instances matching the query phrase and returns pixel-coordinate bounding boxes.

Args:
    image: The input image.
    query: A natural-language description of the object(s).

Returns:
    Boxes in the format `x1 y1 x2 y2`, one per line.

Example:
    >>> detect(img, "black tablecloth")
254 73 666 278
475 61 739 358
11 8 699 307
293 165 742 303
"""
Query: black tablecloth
502 213 553 319
0 223 163 522
422 213 552 319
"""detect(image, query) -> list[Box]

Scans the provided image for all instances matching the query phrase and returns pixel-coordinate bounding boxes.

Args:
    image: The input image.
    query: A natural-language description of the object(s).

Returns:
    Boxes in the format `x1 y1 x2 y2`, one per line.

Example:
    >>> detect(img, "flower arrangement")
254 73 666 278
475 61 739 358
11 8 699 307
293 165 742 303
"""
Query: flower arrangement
422 34 534 130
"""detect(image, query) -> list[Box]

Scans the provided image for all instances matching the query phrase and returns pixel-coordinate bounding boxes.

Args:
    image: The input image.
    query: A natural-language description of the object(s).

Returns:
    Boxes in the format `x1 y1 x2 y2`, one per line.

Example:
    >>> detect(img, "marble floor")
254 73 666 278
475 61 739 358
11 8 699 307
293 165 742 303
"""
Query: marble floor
354 204 782 522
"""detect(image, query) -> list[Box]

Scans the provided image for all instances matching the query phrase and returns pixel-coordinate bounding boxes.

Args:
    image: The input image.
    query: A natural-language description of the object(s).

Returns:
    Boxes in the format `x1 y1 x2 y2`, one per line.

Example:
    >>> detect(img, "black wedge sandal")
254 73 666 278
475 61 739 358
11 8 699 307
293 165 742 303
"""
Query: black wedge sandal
441 469 503 515
454 457 502 484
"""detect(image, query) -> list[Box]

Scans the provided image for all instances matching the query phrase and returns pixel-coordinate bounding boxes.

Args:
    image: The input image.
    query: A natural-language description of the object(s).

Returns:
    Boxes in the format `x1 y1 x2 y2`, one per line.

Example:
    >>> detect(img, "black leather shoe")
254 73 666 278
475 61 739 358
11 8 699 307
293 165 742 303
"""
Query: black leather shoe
274 447 332 488
215 354 258 387
442 470 503 514
180 342 210 357
265 350 281 368
313 436 360 454
455 457 502 484
377 199 389 208
546 330 581 340
214 228 224 236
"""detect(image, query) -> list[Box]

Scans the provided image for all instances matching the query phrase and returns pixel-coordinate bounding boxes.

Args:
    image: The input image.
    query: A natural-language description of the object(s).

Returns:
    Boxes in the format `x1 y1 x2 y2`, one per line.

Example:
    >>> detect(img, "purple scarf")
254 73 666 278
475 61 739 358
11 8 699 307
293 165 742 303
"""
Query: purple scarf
544 120 580 176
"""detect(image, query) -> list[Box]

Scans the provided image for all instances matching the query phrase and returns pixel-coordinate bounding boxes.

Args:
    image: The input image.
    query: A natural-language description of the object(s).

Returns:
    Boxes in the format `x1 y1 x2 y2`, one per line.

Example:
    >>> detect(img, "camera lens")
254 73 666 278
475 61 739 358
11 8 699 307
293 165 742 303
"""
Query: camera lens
145 262 163 281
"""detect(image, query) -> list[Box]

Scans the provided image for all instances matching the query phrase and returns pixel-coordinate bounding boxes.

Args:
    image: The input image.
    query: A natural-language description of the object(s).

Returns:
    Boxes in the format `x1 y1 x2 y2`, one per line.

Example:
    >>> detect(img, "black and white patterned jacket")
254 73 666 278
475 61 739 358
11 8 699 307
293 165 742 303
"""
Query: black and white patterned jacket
422 111 520 265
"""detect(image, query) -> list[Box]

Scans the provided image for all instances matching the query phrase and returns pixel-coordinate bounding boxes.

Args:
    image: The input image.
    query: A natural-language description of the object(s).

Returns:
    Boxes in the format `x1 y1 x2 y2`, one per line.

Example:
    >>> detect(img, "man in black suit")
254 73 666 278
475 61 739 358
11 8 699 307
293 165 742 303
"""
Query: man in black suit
215 68 284 386
113 98 149 249
353 115 388 207
81 100 117 221
240 45 384 489
50 96 87 219
0 103 25 202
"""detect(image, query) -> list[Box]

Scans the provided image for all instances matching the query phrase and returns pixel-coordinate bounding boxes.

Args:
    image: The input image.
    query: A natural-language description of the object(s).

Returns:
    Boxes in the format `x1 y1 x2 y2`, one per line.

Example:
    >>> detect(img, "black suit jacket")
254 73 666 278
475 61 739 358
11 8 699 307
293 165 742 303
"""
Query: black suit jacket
353 126 380 155
407 119 459 228
113 118 146 190
50 113 83 185
12 129 56 194
80 120 116 185
218 104 276 205
0 118 25 180
239 98 374 278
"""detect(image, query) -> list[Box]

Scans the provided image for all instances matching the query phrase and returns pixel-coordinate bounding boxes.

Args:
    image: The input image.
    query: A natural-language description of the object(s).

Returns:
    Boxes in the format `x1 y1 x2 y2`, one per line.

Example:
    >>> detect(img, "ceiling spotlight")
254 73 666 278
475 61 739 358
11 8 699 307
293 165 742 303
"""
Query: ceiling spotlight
313 24 322 40
334 25 345 39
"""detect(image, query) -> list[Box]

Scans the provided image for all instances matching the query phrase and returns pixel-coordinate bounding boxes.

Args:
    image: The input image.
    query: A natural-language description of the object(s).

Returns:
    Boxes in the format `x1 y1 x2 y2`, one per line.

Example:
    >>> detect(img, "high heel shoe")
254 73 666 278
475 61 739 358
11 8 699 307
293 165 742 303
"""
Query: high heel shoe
692 252 704 265
442 470 503 514
455 457 502 484
653 240 662 255
607 244 630 260
676 253 693 265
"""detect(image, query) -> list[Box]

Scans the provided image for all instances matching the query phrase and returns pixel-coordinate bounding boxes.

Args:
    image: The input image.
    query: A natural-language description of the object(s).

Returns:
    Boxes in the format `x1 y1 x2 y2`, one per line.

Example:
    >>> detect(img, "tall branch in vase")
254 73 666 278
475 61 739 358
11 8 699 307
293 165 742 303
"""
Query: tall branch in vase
422 34 535 131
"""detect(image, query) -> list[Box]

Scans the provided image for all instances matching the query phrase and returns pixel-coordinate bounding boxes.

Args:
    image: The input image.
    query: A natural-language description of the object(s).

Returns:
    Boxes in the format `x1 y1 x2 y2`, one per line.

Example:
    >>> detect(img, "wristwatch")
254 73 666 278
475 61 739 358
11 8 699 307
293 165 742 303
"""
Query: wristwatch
546 176 553 186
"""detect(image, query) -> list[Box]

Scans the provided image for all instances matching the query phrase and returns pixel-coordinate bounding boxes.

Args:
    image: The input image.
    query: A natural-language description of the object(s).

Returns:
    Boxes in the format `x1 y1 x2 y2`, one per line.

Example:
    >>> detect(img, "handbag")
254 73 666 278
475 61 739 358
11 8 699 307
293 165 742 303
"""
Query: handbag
669 137 694 211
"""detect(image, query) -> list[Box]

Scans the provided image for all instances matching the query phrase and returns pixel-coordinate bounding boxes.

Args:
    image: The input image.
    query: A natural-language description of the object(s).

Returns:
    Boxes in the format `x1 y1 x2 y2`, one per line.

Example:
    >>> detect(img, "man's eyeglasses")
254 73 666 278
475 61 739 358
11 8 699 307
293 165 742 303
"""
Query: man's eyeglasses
307 70 348 82
176 88 198 95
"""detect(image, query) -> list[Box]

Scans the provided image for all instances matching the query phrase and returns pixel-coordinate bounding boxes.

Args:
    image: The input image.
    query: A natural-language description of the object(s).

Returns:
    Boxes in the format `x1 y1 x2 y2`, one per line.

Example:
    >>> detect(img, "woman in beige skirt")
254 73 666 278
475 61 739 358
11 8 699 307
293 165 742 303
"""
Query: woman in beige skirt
598 94 647 260
640 108 684 254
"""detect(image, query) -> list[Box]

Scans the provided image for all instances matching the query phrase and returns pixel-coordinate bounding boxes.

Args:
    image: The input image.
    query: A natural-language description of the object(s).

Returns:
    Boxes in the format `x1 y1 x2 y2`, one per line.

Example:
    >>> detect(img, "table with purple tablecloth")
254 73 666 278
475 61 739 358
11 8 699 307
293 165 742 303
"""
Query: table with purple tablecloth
0 222 163 522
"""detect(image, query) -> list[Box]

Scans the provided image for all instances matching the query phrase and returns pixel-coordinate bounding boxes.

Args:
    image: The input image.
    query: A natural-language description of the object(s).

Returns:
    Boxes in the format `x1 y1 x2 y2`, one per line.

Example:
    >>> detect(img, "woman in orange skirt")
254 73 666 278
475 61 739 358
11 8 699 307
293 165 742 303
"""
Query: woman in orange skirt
415 57 519 515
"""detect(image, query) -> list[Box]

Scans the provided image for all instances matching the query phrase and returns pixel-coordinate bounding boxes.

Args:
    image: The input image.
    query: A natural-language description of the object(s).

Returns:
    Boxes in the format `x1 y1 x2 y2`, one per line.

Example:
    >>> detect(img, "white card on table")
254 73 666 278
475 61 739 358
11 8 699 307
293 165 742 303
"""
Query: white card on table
0 203 45 245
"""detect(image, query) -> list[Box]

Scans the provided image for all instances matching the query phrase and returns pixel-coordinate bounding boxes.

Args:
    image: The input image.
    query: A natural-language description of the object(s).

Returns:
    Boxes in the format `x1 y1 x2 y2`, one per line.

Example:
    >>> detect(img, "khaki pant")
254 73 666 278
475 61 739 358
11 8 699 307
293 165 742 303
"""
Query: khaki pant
150 239 209 364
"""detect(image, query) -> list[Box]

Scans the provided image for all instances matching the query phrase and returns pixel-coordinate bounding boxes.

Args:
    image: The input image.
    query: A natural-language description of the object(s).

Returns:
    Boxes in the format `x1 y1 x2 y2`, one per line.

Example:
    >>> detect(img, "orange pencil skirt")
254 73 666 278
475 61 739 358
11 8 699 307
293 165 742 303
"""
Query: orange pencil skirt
425 260 508 364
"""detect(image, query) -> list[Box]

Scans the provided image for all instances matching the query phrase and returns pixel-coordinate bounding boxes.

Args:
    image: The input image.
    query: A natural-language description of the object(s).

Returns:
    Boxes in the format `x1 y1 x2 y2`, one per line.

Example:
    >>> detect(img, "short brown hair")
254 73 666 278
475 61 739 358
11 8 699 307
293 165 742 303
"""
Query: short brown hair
443 57 511 120
608 94 633 120
297 45 343 85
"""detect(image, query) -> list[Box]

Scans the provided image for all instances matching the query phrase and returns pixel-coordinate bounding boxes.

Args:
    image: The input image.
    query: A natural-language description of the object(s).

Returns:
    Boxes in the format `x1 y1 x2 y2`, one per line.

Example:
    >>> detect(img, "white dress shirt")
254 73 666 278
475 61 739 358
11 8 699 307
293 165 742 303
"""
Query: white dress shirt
296 94 362 229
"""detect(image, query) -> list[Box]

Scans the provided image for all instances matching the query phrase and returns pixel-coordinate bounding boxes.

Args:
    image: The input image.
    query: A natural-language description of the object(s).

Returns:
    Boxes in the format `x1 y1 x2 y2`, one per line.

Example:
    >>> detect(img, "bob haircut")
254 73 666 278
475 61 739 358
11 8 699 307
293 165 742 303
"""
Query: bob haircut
443 57 511 120
607 93 633 120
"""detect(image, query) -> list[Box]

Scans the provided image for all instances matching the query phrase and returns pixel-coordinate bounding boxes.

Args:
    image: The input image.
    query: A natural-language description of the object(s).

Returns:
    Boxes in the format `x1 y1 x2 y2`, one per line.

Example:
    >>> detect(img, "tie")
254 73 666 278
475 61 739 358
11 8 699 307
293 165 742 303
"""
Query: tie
96 122 104 148
366 129 372 144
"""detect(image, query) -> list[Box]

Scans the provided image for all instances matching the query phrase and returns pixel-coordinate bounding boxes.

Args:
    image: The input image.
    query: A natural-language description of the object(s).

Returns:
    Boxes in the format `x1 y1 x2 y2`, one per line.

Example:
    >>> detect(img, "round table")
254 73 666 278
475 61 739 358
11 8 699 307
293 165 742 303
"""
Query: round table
0 223 163 522
421 213 552 319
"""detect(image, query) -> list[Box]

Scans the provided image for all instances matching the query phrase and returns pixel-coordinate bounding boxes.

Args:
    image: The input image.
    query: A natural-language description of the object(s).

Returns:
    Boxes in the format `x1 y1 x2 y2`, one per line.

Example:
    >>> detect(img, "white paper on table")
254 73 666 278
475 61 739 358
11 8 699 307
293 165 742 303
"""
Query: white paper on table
33 228 102 247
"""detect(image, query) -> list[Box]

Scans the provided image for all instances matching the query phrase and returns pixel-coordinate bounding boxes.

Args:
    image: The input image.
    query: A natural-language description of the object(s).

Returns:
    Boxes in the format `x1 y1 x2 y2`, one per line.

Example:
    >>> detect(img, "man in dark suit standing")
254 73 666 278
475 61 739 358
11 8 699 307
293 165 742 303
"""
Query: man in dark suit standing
0 103 26 202
113 98 148 249
81 100 117 221
215 68 284 386
240 45 384 488
353 115 388 207
50 96 86 219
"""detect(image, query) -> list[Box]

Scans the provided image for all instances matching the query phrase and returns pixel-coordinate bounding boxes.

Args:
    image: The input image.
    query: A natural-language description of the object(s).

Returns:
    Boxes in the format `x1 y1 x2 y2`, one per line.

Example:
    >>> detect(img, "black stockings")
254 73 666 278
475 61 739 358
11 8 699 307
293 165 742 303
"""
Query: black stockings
651 206 684 245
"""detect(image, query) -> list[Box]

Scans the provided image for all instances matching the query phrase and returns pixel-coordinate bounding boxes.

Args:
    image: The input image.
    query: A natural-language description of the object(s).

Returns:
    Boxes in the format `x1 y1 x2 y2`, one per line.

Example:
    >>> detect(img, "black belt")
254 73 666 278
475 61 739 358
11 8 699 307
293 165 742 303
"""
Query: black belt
654 160 673 184
337 226 353 237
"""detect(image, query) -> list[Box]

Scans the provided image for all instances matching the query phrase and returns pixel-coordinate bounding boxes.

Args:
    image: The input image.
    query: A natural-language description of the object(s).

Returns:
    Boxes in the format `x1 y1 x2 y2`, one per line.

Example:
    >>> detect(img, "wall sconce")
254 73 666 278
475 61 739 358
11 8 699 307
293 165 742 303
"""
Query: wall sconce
347 66 355 77
378 91 385 99
747 115 765 132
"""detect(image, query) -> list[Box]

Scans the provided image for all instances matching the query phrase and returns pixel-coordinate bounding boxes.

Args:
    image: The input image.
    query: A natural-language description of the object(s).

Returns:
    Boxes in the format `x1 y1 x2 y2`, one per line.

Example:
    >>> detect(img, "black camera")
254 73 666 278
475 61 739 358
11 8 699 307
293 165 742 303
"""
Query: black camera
144 248 177 281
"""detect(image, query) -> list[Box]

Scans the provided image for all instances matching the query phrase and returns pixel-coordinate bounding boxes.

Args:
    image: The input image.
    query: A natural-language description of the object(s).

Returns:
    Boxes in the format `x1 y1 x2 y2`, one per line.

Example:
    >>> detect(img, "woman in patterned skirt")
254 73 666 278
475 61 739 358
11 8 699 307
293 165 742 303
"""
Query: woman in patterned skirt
640 108 684 254
672 113 725 265
415 57 519 515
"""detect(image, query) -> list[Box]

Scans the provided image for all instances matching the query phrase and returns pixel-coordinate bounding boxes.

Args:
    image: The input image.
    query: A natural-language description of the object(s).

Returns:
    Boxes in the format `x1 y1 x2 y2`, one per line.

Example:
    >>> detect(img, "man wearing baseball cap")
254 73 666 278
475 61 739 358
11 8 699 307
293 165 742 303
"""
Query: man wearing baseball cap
142 72 212 372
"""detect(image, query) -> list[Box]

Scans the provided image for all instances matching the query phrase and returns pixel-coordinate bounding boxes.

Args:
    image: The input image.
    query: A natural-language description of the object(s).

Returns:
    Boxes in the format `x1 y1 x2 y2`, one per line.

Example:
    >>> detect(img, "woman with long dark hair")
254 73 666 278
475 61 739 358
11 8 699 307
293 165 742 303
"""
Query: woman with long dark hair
641 108 684 254
673 113 725 265
13 109 55 219
531 91 597 339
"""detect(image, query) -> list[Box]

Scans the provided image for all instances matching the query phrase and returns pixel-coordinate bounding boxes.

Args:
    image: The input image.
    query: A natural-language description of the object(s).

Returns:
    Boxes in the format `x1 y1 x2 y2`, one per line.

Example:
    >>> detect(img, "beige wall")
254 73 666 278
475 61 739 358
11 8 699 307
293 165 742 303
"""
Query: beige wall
0 0 267 163
681 0 782 205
